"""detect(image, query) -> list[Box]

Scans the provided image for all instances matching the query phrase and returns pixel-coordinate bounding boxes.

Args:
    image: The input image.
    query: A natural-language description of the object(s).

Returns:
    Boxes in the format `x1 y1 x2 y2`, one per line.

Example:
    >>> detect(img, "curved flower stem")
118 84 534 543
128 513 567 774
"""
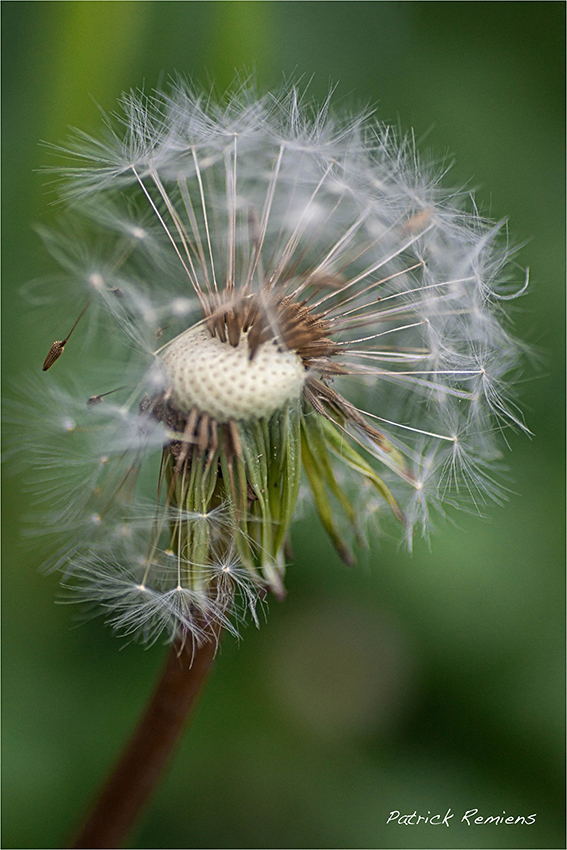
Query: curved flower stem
70 633 219 849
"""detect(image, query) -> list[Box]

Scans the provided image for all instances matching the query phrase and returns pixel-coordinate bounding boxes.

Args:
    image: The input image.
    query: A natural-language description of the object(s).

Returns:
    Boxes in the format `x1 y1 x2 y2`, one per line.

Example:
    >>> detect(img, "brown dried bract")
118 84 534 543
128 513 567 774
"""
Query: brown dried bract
204 291 340 370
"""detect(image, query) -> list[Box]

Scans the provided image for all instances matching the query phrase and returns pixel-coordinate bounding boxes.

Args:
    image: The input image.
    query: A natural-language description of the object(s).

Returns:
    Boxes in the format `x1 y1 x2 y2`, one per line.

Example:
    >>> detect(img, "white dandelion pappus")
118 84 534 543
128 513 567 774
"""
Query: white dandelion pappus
27 80 528 646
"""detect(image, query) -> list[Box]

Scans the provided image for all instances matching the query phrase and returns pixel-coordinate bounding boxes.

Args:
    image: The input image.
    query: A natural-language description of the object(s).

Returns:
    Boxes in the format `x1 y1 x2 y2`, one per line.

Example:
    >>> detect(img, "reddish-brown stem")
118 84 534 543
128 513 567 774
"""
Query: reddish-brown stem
70 634 218 849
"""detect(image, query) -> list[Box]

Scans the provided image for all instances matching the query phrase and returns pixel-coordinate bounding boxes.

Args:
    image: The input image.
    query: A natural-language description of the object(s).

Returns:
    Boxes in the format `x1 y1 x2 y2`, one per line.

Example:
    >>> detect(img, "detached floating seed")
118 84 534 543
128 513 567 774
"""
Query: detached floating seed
42 340 66 371
86 394 104 406
41 300 91 371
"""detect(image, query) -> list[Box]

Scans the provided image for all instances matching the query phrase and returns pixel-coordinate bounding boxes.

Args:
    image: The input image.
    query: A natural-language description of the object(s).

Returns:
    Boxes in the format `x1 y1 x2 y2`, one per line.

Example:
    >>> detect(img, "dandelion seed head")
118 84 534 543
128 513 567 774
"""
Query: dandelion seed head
12 78 529 646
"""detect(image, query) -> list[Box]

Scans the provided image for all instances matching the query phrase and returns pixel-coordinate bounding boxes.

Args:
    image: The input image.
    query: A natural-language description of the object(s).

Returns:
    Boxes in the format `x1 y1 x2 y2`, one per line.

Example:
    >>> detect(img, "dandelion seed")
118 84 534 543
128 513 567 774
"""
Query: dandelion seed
19 79 528 647
41 299 91 371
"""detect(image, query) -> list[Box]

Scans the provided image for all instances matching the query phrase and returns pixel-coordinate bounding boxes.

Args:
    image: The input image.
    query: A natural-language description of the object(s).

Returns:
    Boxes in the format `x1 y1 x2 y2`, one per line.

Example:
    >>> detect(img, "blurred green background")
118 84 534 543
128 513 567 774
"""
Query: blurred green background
2 2 565 848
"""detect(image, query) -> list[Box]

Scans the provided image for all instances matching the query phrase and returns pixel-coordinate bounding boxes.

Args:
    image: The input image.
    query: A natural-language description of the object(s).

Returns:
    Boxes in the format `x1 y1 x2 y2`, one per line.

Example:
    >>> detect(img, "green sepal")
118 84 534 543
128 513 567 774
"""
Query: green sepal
215 402 302 598
300 411 357 565
318 414 405 523
266 401 301 554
